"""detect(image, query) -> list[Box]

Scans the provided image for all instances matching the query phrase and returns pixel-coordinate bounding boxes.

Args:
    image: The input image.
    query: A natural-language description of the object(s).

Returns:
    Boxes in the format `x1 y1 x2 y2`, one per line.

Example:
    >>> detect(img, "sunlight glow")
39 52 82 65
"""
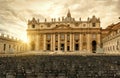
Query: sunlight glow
21 37 29 43
20 34 29 43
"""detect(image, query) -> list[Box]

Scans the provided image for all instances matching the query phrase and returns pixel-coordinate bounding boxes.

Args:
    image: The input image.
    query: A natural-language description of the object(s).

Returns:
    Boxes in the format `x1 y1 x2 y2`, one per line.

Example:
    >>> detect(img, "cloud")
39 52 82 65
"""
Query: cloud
0 0 119 40
115 0 120 14
0 0 47 40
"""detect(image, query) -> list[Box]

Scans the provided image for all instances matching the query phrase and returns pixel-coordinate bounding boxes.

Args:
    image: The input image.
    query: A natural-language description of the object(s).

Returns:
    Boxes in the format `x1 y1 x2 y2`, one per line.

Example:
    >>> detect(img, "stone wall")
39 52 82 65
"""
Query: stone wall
103 22 120 53
0 34 28 53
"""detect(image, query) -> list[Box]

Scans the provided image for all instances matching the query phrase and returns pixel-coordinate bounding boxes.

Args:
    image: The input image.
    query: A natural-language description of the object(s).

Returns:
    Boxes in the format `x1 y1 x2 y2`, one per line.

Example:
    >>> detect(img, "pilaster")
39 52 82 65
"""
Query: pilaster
43 34 46 51
65 34 67 52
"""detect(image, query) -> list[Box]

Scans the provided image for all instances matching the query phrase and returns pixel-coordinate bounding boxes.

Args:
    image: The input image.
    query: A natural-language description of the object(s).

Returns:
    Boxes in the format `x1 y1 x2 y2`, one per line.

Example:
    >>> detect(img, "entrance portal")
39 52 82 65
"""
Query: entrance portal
31 41 35 50
67 46 70 51
92 41 97 53
61 44 64 51
75 44 79 51
47 44 51 51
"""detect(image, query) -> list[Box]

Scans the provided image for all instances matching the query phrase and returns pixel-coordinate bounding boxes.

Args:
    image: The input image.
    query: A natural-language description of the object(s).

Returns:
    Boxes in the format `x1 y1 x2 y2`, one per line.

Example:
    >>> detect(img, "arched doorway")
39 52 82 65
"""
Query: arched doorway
92 40 97 53
47 44 51 51
30 41 35 50
75 44 79 51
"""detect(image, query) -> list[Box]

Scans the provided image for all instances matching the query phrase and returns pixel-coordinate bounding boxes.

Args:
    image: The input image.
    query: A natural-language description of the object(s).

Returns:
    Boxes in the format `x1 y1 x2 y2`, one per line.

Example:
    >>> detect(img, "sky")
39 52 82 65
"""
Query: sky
0 0 120 41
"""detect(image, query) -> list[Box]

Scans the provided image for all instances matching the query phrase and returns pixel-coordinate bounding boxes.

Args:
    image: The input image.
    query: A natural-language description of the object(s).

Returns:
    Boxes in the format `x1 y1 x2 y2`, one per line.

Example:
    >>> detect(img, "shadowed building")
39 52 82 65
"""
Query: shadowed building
27 10 102 53
103 22 120 53
0 33 27 53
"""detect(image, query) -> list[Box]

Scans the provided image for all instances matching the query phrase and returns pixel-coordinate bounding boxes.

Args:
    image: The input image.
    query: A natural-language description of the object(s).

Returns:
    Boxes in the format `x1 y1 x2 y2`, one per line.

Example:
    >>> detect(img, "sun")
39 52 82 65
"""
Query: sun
23 37 29 43
20 35 29 43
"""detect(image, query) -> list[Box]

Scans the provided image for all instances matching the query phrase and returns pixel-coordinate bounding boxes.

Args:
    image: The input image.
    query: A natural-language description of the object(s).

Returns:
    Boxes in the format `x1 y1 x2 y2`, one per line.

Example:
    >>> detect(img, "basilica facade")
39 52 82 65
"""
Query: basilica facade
27 11 102 53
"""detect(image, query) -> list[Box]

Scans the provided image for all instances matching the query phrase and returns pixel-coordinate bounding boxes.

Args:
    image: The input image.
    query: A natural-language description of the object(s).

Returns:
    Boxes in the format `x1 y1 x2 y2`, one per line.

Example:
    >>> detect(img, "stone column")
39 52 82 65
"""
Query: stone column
58 34 60 51
70 34 72 51
73 34 74 51
79 34 82 51
35 35 39 51
43 34 46 51
38 35 40 51
53 34 55 51
87 34 91 52
51 34 53 51
7 43 9 53
97 34 101 47
65 34 67 52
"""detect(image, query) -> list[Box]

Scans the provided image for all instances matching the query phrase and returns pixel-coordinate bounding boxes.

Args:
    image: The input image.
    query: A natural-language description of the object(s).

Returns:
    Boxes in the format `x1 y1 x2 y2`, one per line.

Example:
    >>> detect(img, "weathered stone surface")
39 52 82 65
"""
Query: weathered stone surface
0 55 120 78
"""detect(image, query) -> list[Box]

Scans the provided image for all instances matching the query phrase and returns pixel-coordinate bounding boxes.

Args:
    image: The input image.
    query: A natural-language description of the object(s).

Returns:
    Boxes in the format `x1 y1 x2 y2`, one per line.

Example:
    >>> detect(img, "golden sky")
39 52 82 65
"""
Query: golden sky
0 0 120 41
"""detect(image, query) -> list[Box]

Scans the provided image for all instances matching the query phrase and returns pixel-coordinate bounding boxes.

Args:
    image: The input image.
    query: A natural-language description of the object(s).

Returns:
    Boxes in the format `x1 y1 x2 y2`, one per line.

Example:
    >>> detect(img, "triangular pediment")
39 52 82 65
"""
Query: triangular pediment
52 24 72 30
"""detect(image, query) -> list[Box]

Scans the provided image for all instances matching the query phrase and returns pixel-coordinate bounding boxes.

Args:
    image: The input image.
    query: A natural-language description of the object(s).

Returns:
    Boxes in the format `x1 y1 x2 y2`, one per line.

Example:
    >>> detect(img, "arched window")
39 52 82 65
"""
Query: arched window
3 44 6 51
92 23 96 27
